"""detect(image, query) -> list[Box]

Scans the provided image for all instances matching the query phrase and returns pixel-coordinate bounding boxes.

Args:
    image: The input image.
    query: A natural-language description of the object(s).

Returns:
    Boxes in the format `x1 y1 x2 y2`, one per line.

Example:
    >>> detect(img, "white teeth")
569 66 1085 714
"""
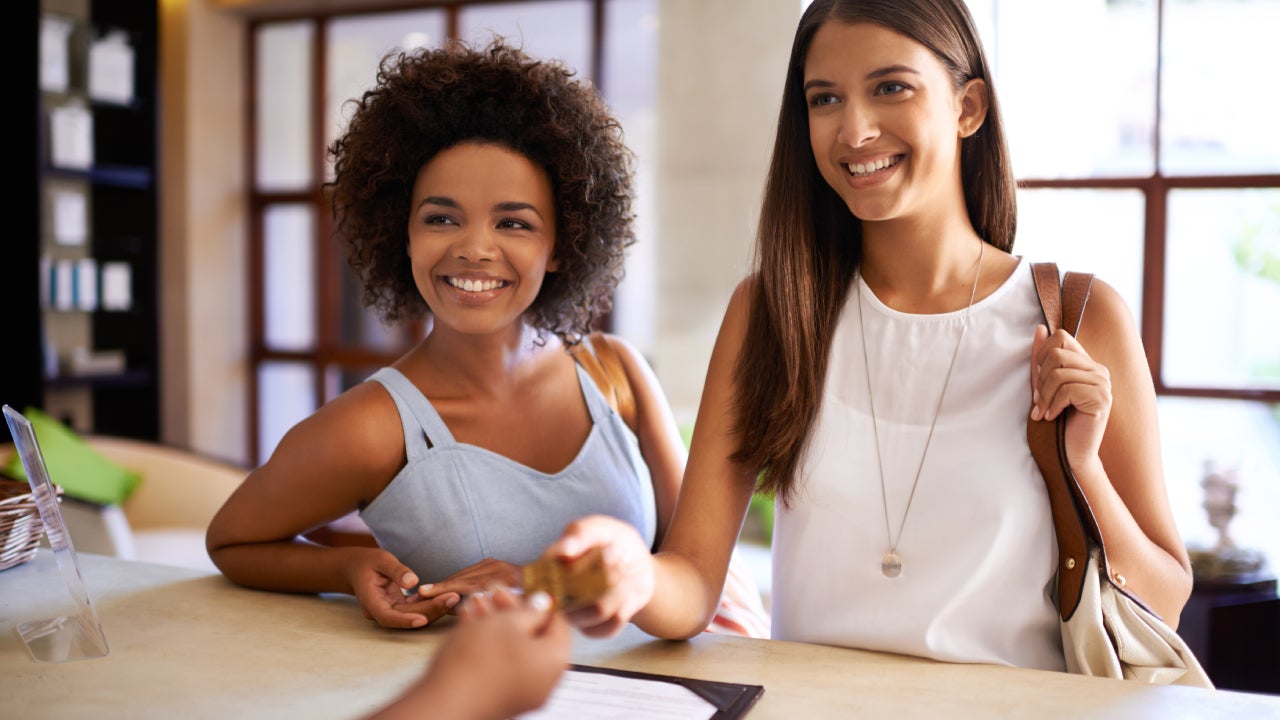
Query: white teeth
846 156 900 176
448 277 504 292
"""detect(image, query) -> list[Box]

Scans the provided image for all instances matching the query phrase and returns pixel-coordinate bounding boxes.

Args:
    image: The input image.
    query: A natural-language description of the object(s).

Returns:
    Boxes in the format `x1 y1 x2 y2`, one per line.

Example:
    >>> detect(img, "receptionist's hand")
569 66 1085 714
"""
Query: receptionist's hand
541 514 655 638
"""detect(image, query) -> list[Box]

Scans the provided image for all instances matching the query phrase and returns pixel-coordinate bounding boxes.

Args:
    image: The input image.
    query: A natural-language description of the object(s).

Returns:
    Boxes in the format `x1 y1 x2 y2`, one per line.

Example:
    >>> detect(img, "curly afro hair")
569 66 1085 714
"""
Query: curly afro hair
327 38 637 344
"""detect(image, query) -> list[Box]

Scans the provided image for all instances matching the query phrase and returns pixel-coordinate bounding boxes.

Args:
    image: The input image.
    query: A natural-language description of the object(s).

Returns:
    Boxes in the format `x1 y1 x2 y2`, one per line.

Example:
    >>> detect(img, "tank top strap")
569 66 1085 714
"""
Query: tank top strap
366 367 456 460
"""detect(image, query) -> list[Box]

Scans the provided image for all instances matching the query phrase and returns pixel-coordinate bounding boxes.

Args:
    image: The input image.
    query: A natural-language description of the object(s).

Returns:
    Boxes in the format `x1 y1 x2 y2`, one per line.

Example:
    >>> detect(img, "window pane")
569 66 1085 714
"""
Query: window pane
1012 188 1146 324
1164 189 1280 389
602 0 659 349
257 362 316 462
1159 397 1280 578
967 0 1157 179
255 21 315 191
325 10 447 181
327 363 384 400
1161 0 1280 175
263 204 316 351
338 262 404 352
458 0 593 78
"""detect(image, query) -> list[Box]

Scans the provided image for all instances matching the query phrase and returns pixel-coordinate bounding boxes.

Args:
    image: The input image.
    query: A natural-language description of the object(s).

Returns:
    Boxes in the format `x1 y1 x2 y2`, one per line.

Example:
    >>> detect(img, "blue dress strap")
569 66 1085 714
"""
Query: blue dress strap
366 367 456 461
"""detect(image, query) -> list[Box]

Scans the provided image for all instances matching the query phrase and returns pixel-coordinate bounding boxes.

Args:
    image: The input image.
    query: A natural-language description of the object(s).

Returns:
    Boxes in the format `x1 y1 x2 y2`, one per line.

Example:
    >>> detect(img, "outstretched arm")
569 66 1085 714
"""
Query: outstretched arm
206 382 459 628
1031 278 1193 625
546 280 759 639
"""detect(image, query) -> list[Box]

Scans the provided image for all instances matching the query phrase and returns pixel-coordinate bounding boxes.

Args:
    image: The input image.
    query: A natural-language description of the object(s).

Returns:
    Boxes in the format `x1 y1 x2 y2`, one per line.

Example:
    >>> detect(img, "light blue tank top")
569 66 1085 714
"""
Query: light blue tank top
358 361 657 584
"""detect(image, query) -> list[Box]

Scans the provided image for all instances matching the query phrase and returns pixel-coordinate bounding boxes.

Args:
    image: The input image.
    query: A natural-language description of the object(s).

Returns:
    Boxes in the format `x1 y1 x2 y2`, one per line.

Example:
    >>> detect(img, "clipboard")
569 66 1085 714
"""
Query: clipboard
570 664 764 719
517 662 764 719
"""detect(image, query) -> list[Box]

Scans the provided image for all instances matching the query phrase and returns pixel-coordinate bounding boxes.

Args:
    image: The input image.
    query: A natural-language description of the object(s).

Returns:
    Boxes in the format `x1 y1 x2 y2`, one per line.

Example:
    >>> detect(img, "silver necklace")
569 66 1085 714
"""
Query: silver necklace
859 240 985 578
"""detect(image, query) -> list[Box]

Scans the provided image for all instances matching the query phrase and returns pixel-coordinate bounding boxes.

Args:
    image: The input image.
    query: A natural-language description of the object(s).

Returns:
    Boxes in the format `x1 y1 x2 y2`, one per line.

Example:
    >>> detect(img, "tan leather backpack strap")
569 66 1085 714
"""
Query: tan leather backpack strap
589 333 637 432
568 332 637 433
1056 269 1107 552
568 337 609 395
1030 262 1063 333
1061 271 1093 337
1027 262 1090 621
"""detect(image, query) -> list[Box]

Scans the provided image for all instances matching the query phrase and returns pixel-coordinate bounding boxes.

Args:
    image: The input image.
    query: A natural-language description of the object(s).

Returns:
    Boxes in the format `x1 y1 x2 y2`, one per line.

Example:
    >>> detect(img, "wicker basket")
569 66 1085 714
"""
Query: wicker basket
0 476 47 572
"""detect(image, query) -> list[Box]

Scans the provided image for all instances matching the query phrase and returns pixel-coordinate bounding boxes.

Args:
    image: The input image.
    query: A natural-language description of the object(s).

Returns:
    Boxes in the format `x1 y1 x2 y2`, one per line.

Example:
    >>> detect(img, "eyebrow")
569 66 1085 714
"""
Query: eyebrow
493 201 543 219
803 64 922 92
417 196 542 219
419 196 459 210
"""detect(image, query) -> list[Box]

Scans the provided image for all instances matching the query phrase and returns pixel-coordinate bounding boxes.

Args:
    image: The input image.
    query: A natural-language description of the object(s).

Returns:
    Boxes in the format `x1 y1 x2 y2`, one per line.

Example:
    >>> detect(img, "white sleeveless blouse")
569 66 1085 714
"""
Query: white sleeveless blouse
771 257 1065 671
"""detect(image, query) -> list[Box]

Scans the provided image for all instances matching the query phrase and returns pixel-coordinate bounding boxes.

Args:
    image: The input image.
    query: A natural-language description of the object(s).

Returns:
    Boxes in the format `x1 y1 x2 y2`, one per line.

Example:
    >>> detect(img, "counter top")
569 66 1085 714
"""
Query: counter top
2 551 1277 719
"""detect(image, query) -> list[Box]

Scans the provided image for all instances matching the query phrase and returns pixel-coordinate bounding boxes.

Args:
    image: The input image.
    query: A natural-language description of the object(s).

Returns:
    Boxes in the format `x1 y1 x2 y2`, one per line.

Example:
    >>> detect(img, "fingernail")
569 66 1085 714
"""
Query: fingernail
417 583 434 595
411 616 427 628
445 595 460 609
528 591 553 612
401 572 417 586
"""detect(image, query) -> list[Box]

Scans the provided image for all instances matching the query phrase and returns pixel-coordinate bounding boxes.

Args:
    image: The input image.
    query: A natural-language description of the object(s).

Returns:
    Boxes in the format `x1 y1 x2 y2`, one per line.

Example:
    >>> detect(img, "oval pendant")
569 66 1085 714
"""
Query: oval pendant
881 551 902 578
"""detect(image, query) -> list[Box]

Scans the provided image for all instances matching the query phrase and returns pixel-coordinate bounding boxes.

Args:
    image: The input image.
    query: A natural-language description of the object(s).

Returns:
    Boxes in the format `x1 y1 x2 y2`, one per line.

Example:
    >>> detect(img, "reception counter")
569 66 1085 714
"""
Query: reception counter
2 551 1277 719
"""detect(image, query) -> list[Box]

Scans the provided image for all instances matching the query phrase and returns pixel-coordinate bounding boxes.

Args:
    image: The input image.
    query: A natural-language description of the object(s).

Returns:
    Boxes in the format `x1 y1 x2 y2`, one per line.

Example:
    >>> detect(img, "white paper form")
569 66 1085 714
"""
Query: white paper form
517 669 718 720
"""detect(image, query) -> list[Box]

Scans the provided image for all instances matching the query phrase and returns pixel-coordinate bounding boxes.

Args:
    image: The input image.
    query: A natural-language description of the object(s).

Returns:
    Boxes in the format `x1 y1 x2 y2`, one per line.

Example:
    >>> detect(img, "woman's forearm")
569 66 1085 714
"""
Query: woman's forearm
208 540 368 595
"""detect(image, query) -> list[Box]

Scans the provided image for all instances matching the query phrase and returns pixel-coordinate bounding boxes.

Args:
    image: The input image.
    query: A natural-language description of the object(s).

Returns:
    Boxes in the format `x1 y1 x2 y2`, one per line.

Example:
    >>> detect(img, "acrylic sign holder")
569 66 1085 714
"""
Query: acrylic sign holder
3 404 110 662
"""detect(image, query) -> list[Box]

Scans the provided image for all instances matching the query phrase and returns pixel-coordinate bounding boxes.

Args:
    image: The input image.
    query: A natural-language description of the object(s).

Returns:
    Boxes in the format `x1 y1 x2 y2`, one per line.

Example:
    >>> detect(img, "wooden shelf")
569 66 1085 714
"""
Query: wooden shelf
4 1 161 443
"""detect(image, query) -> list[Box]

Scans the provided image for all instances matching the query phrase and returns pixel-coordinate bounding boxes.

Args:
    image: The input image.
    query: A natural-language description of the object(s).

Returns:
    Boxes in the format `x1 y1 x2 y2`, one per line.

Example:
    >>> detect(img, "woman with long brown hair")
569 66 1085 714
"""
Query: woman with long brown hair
543 0 1192 671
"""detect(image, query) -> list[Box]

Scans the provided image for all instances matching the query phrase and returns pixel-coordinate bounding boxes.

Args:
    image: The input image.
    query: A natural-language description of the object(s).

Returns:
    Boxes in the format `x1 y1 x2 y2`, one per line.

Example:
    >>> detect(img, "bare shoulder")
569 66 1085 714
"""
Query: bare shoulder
594 332 661 395
730 273 759 310
717 275 758 348
1076 276 1143 362
1081 276 1136 331
595 331 644 366
266 378 407 489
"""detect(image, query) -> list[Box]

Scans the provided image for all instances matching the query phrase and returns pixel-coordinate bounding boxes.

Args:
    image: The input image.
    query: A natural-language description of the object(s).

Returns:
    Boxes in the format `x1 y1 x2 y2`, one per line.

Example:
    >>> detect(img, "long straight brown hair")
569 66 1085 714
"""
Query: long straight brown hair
732 0 1017 505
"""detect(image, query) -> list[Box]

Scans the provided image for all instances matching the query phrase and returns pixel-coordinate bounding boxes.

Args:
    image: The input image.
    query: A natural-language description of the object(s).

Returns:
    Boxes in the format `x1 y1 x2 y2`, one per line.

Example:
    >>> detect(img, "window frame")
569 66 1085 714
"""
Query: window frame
1015 0 1279 404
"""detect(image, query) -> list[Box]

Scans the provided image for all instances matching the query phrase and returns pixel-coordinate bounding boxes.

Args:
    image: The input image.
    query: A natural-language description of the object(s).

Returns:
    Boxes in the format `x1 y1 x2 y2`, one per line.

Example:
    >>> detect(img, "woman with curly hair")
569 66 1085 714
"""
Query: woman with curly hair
205 38 695 631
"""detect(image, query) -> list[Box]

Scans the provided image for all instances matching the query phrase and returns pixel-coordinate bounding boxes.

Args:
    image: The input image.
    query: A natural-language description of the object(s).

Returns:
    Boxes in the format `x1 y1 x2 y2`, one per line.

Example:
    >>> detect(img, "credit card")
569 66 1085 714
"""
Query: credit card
521 547 607 612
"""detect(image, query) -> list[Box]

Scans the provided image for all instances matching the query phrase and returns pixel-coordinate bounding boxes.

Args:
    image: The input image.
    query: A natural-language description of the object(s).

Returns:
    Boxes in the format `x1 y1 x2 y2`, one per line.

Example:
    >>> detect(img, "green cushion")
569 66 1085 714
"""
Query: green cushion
3 406 142 505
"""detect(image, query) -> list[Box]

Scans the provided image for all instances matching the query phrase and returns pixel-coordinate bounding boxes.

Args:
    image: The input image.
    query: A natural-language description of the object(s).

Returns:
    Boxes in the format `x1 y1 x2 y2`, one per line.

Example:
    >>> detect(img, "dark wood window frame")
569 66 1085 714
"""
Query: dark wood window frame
1017 0 1279 405
1019 173 1279 404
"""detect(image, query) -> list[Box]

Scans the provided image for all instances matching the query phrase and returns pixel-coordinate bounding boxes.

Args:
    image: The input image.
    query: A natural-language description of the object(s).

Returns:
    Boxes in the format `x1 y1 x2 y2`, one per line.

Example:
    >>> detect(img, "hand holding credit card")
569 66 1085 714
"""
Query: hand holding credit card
521 547 607 612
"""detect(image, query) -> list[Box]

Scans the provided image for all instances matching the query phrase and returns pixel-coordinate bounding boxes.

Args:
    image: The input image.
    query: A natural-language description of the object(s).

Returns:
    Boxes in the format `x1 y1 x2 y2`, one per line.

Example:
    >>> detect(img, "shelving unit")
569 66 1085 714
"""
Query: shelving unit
5 0 159 442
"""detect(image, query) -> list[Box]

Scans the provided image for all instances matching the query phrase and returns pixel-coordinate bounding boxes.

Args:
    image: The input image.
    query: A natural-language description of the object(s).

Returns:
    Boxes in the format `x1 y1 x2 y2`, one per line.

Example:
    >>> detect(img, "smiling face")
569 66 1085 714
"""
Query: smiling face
803 20 986 227
407 141 558 338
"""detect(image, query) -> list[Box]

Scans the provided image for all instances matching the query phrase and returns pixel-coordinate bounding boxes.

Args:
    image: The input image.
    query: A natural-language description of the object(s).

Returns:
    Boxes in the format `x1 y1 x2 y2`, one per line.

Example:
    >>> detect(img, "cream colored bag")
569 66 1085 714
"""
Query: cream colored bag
1062 546 1211 685
1029 264 1213 688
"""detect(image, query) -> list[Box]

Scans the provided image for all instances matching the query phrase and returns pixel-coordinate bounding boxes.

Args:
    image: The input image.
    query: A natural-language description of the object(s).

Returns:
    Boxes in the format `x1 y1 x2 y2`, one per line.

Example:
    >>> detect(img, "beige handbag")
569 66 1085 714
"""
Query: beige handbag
1027 263 1213 688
